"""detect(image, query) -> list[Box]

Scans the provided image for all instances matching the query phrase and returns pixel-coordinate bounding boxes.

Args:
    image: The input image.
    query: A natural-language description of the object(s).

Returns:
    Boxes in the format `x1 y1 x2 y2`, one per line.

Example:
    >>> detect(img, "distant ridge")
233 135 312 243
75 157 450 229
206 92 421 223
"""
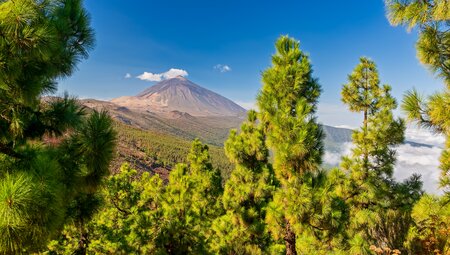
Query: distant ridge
111 76 246 117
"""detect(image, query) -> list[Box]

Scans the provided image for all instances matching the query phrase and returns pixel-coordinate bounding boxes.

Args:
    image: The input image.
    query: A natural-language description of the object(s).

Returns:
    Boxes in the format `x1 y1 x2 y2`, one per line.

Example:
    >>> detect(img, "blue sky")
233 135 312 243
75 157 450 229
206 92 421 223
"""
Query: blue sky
58 0 443 127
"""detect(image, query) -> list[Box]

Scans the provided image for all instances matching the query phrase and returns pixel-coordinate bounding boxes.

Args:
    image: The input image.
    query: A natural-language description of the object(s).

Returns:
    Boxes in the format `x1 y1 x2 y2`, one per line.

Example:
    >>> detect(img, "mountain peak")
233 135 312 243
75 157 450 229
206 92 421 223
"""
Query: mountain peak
111 77 246 117
173 75 187 80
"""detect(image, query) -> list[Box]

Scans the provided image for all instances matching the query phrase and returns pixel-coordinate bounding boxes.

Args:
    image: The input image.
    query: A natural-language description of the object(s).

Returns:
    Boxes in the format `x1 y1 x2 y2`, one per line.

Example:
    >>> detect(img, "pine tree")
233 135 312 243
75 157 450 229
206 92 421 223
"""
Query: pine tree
210 110 276 254
340 57 421 254
0 0 116 253
63 111 117 255
386 0 449 85
50 140 220 254
258 36 347 255
0 0 95 149
158 139 223 254
94 164 164 254
48 163 165 254
386 0 450 195
385 2 450 254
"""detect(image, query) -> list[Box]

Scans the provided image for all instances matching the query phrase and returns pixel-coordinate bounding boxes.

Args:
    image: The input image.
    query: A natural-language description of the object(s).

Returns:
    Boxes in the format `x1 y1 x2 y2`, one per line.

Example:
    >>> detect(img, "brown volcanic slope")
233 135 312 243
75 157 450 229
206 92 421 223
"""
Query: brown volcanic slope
81 99 244 146
80 99 238 179
111 76 247 117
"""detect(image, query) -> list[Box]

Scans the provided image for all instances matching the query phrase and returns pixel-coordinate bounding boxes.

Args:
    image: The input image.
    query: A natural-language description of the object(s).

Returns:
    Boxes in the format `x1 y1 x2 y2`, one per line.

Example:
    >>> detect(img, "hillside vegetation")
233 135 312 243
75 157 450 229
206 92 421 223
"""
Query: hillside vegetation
82 99 243 146
112 122 234 180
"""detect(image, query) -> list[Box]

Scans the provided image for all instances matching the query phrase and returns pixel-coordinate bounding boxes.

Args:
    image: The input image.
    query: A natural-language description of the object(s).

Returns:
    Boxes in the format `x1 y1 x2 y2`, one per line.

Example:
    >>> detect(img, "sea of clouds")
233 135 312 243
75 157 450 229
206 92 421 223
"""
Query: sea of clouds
324 126 445 194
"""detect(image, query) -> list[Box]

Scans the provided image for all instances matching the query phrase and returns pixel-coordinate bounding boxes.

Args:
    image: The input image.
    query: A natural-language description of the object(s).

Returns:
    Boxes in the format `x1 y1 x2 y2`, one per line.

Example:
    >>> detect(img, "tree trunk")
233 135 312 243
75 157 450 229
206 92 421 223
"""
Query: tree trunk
364 110 367 130
363 109 369 170
75 220 88 255
285 220 297 255
363 72 369 170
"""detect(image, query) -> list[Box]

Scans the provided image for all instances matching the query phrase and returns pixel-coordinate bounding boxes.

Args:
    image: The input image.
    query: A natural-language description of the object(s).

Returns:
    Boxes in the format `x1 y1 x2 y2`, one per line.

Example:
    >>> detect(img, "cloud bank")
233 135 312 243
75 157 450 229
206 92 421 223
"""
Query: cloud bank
323 127 444 194
137 68 188 82
124 73 131 79
404 127 445 148
214 64 231 73
395 144 442 194
324 142 354 166
236 101 257 110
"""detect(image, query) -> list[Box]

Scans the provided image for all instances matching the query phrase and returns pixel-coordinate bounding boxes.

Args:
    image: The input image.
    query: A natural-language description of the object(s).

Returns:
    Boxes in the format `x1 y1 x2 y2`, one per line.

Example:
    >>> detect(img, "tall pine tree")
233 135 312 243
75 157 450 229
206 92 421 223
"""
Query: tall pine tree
258 36 347 255
210 110 276 254
340 57 421 254
159 139 223 254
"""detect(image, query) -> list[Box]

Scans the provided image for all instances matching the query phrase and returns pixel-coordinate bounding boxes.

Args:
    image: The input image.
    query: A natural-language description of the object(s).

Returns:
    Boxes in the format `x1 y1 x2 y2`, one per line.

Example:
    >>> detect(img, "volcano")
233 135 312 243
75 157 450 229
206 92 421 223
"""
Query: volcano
111 76 246 117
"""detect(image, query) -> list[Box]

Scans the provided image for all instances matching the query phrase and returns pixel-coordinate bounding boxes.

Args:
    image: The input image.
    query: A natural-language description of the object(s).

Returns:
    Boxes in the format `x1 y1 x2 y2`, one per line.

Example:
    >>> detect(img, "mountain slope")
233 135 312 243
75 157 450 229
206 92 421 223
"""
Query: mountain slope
82 99 431 149
111 76 246 117
81 99 243 146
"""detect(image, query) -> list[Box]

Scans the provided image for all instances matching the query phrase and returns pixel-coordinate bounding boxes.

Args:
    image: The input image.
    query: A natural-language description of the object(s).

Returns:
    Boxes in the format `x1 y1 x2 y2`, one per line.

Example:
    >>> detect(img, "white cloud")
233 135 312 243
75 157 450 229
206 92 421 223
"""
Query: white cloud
236 101 257 110
137 68 188 82
394 144 442 194
334 125 356 130
405 126 446 148
214 64 232 73
324 142 354 165
124 73 131 79
163 68 188 79
137 72 163 82
322 127 445 194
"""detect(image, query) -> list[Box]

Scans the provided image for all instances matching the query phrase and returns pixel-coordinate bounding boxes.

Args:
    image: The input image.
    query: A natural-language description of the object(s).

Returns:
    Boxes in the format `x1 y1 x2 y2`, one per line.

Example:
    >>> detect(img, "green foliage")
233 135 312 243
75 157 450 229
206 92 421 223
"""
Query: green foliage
0 110 116 254
257 35 347 254
0 172 36 254
49 163 165 254
257 36 323 177
342 58 382 116
386 0 450 195
158 139 222 254
340 57 422 253
71 110 117 192
386 0 450 85
114 122 233 180
402 89 450 193
405 195 450 254
0 0 118 253
341 57 405 178
0 0 94 147
50 139 222 254
210 110 276 254
63 111 117 254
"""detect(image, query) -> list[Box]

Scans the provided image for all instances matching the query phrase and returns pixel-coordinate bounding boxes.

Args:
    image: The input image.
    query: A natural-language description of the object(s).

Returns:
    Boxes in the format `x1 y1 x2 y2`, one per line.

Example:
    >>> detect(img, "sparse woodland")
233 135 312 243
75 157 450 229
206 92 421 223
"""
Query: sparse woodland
0 0 449 254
